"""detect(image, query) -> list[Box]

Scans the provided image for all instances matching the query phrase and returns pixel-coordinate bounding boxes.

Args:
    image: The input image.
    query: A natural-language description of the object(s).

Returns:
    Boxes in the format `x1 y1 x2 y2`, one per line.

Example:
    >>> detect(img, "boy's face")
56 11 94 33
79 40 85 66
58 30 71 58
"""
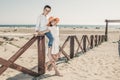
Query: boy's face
43 7 51 16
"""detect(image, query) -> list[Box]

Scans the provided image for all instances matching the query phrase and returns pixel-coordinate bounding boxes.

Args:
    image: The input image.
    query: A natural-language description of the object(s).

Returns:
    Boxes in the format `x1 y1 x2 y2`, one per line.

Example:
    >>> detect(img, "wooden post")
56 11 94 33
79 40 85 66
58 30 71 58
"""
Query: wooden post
38 36 45 74
95 35 98 46
101 35 103 42
90 35 94 49
70 36 75 59
83 35 87 52
98 35 101 45
105 20 108 41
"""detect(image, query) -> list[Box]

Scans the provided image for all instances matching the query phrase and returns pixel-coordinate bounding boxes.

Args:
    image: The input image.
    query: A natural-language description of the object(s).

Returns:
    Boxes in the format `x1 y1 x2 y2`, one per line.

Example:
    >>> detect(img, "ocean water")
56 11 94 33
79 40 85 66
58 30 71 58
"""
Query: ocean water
0 24 120 29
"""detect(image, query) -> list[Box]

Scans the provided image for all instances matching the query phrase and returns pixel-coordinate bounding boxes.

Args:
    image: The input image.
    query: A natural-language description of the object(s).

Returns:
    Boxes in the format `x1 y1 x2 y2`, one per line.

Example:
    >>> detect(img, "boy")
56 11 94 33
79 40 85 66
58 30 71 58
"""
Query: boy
35 5 54 63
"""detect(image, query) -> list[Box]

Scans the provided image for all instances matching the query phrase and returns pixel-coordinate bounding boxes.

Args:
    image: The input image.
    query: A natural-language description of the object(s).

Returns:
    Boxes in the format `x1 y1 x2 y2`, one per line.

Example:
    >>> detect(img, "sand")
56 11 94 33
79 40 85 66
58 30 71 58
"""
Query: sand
0 27 120 80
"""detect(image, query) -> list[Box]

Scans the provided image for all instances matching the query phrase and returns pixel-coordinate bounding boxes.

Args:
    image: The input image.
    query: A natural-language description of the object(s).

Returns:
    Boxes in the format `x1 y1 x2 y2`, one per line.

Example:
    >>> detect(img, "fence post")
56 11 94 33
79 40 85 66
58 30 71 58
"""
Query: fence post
90 35 94 49
105 20 108 41
70 36 75 59
98 35 101 45
38 36 45 74
100 35 102 44
95 35 98 46
83 35 87 52
101 35 104 42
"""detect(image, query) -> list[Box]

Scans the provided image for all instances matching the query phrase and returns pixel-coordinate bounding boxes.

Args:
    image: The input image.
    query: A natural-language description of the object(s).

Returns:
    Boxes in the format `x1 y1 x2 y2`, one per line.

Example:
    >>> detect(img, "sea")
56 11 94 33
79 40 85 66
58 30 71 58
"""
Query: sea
0 24 120 29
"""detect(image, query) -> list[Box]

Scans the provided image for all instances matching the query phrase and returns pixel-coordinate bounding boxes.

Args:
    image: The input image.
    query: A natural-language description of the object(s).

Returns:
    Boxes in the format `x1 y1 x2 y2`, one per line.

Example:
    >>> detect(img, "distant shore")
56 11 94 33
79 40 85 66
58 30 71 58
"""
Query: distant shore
0 24 120 29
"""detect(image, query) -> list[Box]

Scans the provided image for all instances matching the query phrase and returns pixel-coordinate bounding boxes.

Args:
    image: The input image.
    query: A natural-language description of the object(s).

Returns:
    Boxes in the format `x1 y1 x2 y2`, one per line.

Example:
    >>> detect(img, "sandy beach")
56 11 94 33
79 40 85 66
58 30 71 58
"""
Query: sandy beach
0 27 120 80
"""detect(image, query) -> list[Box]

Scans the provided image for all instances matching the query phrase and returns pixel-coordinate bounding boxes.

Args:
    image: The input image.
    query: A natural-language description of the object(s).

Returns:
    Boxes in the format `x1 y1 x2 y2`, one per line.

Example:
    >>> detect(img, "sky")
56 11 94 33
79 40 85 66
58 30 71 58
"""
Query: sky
0 0 120 25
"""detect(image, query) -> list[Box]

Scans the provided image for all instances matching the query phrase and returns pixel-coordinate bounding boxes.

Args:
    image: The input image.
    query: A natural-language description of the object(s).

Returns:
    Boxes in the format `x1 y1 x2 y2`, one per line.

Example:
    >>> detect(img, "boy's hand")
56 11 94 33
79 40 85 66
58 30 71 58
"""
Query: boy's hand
39 31 45 35
34 32 39 37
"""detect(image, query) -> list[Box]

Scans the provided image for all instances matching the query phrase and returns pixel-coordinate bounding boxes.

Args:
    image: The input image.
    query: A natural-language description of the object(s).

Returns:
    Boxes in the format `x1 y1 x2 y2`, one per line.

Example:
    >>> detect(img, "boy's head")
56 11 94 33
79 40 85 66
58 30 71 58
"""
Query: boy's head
43 5 51 16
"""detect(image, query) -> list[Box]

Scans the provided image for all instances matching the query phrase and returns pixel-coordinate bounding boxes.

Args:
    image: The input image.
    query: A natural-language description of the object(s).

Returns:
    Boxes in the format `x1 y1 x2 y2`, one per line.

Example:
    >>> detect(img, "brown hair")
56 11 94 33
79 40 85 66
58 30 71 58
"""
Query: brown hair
44 5 51 9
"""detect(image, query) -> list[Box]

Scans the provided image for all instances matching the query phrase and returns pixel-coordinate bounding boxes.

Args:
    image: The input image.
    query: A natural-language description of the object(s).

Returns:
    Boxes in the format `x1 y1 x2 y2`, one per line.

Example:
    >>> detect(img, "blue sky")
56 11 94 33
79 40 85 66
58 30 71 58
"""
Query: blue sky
0 0 120 25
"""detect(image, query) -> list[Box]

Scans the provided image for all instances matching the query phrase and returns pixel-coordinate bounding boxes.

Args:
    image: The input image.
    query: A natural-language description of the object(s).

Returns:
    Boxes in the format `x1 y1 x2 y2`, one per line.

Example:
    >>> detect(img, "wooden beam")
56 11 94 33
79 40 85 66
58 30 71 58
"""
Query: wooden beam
0 58 40 77
0 36 37 75
59 46 70 60
90 35 94 49
105 20 120 23
95 35 98 46
74 36 83 53
70 36 75 59
83 35 87 52
59 36 71 60
38 36 45 74
105 20 108 41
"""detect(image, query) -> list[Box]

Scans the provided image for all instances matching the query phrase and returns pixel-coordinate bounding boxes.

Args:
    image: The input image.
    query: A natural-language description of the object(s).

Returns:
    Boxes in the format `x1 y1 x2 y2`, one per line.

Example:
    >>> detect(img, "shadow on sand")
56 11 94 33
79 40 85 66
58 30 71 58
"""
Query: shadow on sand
6 66 56 80
6 52 84 80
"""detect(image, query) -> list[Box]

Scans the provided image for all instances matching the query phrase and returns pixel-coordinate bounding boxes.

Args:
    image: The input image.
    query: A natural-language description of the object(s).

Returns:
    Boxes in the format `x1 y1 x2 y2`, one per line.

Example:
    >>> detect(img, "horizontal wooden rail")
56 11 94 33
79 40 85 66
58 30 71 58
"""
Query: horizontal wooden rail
60 35 106 59
0 35 45 77
0 34 106 77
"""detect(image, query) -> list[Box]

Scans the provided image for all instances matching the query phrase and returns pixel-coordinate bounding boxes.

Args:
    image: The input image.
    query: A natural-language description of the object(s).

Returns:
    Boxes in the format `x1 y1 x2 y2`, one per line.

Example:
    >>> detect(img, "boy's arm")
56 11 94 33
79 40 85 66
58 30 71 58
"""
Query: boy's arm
34 28 50 36
41 28 50 34
35 17 41 32
34 16 41 36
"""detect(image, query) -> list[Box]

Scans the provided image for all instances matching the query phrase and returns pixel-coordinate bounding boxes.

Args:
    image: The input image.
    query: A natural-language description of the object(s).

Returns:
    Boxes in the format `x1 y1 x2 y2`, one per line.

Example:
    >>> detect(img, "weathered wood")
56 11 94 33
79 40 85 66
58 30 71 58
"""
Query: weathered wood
59 36 70 60
90 35 94 49
9 36 37 62
0 36 37 75
83 35 87 52
61 36 70 49
98 35 101 45
70 36 75 59
0 58 40 77
59 46 70 60
105 20 108 41
0 34 106 77
105 19 120 41
86 36 90 48
38 36 45 74
95 35 98 46
105 20 120 22
74 36 83 53
101 35 104 42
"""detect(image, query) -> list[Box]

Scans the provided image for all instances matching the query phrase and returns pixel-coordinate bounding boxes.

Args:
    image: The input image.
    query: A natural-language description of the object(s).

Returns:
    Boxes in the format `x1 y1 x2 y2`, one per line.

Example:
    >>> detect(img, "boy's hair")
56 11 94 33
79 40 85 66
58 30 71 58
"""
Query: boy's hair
44 5 51 9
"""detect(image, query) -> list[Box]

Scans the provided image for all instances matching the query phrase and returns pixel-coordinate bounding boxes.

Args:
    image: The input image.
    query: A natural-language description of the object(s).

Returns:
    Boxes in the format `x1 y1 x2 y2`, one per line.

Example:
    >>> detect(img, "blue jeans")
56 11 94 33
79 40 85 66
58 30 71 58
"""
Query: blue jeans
45 32 54 47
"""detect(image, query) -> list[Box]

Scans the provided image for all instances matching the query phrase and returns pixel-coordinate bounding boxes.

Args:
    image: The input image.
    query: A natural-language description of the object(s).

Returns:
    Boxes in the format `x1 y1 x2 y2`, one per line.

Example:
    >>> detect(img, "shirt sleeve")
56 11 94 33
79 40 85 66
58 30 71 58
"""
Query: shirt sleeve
35 16 41 31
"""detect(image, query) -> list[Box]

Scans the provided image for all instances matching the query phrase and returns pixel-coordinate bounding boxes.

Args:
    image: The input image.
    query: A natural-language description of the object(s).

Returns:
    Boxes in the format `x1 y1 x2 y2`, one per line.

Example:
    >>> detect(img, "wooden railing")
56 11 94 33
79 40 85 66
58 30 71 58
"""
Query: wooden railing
0 34 106 77
0 35 45 77
59 35 106 60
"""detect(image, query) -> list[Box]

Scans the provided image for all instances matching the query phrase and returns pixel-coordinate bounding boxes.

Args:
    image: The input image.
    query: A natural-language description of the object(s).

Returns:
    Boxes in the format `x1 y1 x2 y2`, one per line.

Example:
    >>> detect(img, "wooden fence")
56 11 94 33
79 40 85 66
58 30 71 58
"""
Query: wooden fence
60 35 106 60
0 35 45 77
0 34 106 77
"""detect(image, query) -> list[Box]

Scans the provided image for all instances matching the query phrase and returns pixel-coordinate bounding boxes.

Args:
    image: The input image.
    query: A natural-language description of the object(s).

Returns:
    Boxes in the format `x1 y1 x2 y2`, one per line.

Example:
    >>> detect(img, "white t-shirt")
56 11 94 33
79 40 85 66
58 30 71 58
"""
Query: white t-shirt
35 14 48 31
